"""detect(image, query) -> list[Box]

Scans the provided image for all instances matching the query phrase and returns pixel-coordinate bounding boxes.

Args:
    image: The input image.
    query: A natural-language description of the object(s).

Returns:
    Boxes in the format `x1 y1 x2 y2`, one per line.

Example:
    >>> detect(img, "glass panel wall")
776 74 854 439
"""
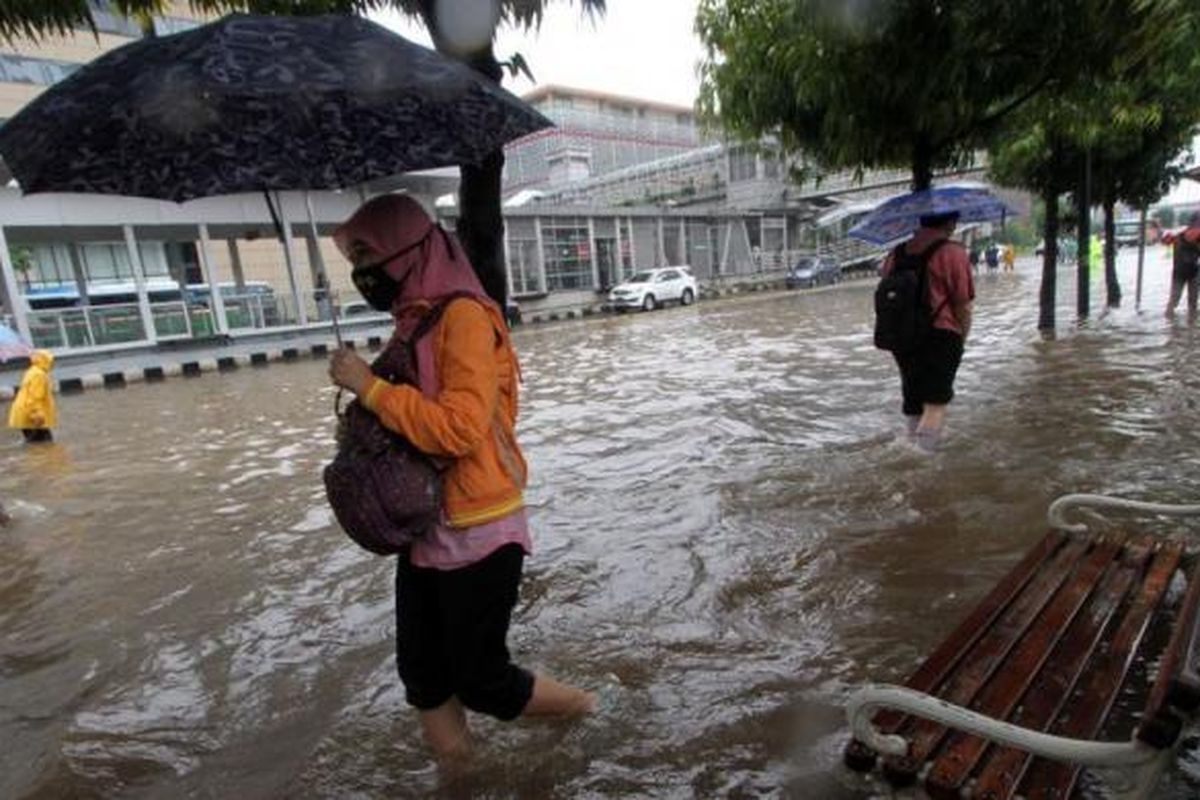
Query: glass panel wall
540 217 592 291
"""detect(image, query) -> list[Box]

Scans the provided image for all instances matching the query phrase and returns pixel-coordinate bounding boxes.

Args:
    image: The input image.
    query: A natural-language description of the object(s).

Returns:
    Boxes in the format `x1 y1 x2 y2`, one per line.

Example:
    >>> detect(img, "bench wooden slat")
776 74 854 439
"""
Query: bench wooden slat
1176 564 1200 712
844 531 1066 771
927 539 1146 799
881 536 1092 784
1139 554 1200 747
1017 542 1184 800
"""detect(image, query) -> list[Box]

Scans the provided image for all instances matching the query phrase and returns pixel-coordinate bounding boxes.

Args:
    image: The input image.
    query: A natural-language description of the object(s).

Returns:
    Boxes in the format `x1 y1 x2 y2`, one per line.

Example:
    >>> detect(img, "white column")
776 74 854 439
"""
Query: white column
587 216 600 290
627 216 637 269
67 244 94 346
534 217 548 293
197 225 229 335
614 217 624 283
721 221 733 274
503 224 514 298
123 225 157 344
657 217 666 266
680 220 689 265
226 238 246 289
276 192 309 326
0 226 31 343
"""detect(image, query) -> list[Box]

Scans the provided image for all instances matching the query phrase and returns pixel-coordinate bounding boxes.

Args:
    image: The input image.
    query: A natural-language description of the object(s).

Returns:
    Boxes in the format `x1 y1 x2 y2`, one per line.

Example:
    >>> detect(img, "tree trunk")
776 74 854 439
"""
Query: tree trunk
418 4 507 310
1040 185 1058 331
1102 196 1120 307
1074 152 1091 319
911 138 934 191
1135 206 1148 309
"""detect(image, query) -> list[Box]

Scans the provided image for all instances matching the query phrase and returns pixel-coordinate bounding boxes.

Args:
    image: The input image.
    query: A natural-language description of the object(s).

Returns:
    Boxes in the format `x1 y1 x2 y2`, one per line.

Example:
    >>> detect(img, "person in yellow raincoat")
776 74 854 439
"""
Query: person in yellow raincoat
8 350 57 443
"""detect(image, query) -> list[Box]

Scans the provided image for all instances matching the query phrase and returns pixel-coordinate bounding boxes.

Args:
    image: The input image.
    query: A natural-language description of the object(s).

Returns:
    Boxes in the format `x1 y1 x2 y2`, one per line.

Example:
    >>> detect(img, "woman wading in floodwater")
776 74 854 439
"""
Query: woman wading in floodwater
328 195 595 760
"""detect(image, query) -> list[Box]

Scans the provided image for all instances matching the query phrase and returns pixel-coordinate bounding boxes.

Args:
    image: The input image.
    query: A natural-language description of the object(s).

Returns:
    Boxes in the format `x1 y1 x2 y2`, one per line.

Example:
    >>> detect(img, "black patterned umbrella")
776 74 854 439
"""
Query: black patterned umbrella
0 14 552 202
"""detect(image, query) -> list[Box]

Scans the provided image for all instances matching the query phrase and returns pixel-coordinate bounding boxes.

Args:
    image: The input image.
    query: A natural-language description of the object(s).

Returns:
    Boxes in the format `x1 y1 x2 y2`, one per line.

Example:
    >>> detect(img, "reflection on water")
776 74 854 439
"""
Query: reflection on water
2 250 1199 798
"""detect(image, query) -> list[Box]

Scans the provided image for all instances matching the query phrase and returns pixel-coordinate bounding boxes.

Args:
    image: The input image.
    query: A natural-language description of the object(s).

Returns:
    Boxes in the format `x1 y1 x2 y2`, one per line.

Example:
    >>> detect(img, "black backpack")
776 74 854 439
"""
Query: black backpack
873 239 949 354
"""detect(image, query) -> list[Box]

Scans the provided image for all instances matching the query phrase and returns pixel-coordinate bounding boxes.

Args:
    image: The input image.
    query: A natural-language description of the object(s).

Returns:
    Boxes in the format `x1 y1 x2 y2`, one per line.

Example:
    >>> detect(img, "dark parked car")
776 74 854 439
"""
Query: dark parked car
786 256 842 289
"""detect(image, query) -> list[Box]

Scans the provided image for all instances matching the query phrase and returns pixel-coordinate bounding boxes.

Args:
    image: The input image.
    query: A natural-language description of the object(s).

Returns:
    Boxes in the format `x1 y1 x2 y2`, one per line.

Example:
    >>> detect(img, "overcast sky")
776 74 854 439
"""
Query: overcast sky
372 0 706 108
370 2 1200 206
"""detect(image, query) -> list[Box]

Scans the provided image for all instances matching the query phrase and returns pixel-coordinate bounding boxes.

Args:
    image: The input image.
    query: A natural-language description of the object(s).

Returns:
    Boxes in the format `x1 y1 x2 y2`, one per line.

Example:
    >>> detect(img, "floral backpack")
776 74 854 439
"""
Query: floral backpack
323 294 470 555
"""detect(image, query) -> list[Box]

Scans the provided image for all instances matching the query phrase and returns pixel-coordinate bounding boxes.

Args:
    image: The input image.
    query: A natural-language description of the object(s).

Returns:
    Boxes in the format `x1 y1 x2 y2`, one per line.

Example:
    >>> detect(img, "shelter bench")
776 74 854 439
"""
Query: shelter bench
844 494 1200 800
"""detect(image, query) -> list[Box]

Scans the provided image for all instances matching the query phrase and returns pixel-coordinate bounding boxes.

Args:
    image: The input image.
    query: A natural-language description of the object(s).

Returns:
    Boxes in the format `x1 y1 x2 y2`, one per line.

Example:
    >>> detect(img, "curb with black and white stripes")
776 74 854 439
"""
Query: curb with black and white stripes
0 335 386 401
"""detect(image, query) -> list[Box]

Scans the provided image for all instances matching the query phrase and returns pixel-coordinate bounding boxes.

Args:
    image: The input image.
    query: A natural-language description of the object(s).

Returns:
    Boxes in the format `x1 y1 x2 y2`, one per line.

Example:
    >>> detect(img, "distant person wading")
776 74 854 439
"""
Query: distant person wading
1167 212 1200 318
8 350 57 443
874 212 975 453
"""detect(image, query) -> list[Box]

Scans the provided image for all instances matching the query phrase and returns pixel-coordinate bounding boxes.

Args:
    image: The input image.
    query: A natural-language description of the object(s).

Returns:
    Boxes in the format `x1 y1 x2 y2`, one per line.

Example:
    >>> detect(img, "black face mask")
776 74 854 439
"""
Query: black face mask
350 229 432 311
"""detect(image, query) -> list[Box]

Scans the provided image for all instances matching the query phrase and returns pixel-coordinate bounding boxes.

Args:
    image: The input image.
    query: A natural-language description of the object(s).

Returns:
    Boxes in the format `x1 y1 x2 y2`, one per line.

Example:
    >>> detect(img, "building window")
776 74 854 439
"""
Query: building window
24 245 73 287
729 149 757 182
0 54 80 86
762 217 786 253
762 155 781 179
81 242 169 283
540 217 592 291
507 238 542 296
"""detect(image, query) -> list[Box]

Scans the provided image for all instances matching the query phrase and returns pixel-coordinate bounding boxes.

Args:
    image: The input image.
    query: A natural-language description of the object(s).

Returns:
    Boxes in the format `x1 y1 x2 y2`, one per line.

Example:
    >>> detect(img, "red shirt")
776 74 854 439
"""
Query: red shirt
882 228 975 335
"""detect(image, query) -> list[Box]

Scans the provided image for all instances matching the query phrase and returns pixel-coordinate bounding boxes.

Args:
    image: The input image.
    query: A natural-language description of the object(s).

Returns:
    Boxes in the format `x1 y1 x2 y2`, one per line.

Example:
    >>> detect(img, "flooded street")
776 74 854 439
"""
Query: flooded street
4 249 1200 799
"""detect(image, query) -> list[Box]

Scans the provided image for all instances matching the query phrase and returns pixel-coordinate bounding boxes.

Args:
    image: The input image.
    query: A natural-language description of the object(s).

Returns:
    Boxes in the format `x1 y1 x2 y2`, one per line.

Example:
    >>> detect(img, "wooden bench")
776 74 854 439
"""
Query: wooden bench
844 494 1200 800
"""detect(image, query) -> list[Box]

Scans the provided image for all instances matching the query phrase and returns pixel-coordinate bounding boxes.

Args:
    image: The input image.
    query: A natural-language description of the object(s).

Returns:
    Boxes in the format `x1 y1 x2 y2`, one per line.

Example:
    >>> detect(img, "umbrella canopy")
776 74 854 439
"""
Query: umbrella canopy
0 14 553 202
848 185 1017 246
0 322 32 363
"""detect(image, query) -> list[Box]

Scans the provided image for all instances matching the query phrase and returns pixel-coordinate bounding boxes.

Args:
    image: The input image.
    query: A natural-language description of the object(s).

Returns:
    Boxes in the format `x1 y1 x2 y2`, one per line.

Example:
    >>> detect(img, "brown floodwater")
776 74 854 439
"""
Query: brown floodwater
3 249 1200 799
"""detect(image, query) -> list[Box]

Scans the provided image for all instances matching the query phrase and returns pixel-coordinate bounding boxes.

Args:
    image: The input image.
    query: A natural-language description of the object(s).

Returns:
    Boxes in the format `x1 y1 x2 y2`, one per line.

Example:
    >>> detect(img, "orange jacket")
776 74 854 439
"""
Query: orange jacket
363 299 527 529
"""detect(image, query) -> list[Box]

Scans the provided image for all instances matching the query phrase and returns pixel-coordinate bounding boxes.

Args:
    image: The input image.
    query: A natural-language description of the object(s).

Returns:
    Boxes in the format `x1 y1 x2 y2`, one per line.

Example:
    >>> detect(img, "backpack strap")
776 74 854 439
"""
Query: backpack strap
893 237 950 268
895 238 953 321
406 290 482 370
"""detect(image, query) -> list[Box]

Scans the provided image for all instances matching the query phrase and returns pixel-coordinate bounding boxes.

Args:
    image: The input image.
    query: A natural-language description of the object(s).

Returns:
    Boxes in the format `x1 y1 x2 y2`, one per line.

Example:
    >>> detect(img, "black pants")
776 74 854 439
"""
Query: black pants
21 429 52 443
893 329 965 416
395 543 534 720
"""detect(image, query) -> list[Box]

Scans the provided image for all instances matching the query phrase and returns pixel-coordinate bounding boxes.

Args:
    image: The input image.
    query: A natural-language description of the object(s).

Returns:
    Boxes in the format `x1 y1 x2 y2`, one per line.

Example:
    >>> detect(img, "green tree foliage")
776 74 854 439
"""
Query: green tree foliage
696 0 1152 191
989 1 1200 324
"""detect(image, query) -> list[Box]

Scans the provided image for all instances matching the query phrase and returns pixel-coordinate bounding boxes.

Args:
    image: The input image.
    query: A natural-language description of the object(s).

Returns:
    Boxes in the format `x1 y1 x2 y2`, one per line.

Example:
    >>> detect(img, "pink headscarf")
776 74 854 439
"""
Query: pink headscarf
334 194 508 396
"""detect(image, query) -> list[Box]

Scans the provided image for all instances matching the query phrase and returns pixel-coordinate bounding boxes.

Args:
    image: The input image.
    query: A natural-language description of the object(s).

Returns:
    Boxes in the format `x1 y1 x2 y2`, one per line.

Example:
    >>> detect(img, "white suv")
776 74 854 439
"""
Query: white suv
607 267 698 312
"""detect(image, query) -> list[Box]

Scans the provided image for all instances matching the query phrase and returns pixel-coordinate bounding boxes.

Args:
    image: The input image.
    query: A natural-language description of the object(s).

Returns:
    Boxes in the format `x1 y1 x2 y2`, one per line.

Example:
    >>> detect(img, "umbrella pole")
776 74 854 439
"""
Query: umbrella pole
330 292 343 347
303 190 342 348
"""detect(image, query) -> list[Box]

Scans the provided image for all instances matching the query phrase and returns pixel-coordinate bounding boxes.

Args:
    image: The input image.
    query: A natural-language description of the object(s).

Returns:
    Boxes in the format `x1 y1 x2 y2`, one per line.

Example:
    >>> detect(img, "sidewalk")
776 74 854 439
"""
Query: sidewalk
0 272 866 400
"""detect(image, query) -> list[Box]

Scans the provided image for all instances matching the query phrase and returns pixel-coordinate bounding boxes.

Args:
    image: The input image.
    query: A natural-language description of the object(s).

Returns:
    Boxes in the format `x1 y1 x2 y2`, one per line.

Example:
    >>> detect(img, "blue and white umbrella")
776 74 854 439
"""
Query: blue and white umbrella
0 322 32 363
848 185 1017 246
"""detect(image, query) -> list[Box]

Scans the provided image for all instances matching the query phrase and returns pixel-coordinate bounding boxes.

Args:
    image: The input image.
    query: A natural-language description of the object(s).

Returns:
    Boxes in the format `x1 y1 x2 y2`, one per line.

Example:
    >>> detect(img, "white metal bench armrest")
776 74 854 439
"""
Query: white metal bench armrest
846 684 1161 767
1048 494 1200 533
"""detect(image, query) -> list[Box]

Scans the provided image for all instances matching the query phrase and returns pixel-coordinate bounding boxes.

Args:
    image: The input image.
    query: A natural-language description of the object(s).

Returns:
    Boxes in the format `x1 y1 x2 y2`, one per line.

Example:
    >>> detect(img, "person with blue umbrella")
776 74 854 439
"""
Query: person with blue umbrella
873 211 976 453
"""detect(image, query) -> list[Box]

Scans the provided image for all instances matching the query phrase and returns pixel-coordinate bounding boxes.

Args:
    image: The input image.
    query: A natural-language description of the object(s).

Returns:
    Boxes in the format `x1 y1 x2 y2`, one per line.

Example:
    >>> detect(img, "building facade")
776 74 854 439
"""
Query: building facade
503 86 705 193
